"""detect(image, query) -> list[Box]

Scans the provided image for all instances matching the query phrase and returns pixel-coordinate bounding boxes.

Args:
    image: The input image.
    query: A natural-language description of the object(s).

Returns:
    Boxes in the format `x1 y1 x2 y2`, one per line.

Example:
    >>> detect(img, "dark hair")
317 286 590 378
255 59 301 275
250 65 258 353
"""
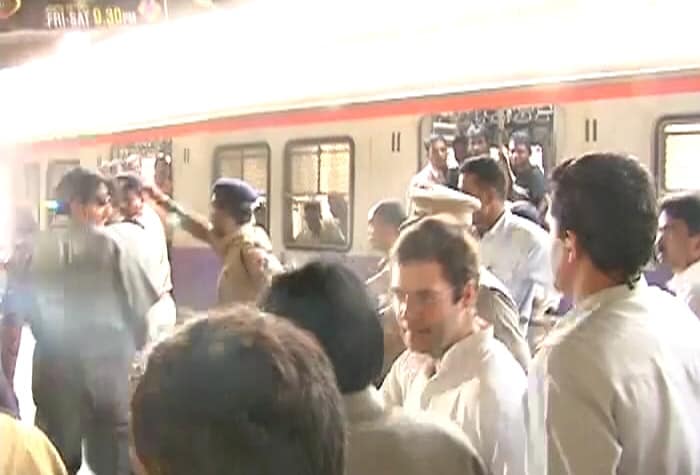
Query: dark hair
466 123 488 141
510 131 532 151
551 153 657 282
260 260 383 393
510 200 541 226
56 167 107 205
304 201 321 212
370 200 406 230
392 218 480 301
116 173 143 195
459 155 508 200
659 192 700 235
131 306 346 475
423 133 447 152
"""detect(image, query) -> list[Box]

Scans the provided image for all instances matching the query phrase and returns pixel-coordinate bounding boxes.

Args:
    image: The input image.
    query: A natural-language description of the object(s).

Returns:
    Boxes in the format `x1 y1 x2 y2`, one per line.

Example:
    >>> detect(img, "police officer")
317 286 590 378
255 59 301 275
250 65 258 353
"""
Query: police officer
31 168 158 475
148 177 282 305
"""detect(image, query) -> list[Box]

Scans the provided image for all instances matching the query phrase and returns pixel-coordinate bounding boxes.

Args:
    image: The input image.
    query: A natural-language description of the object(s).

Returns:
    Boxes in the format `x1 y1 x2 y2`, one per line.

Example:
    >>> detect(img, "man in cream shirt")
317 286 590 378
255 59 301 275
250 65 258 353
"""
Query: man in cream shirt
381 217 526 475
529 153 700 474
657 192 700 317
261 260 486 475
406 184 531 371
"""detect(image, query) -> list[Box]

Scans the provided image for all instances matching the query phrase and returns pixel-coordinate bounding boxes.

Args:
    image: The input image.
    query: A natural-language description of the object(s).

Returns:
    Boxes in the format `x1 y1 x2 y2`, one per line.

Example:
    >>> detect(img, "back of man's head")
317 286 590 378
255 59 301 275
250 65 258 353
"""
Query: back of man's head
131 306 346 475
56 167 104 205
551 153 657 282
369 200 406 230
260 260 383 393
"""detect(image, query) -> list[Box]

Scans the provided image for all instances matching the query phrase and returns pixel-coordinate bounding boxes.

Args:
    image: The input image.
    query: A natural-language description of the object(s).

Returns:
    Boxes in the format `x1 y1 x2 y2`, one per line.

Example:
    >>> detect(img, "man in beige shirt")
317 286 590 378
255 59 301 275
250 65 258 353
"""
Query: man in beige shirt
529 153 700 474
0 413 67 475
261 260 486 475
381 218 527 475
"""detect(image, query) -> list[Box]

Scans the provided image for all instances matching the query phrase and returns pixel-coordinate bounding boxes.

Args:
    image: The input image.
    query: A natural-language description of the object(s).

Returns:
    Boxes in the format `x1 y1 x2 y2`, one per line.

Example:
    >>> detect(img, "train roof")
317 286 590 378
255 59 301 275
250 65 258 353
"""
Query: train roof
1 0 699 146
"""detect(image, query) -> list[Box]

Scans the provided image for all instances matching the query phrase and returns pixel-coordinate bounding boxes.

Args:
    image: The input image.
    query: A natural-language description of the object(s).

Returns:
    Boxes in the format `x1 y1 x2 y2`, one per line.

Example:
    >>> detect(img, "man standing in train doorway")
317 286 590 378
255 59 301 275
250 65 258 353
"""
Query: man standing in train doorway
31 168 158 475
148 178 282 305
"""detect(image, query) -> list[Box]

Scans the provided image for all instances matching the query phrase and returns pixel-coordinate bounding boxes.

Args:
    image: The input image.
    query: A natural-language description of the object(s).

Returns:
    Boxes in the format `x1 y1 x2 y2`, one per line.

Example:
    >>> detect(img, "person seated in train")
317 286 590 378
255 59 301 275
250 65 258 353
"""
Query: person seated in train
409 134 458 192
260 260 487 475
657 191 700 318
30 167 159 475
0 412 67 475
114 174 176 341
295 200 345 246
528 153 700 475
366 200 408 381
147 177 282 306
459 156 557 334
405 184 531 371
508 131 547 211
131 306 346 475
381 218 527 475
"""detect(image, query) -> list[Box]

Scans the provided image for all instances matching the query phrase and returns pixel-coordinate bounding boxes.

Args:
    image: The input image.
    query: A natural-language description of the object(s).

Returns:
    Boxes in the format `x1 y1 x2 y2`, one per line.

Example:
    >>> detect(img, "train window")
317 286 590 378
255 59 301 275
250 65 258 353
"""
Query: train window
46 160 80 227
107 140 173 196
213 143 270 233
657 118 700 191
284 137 354 251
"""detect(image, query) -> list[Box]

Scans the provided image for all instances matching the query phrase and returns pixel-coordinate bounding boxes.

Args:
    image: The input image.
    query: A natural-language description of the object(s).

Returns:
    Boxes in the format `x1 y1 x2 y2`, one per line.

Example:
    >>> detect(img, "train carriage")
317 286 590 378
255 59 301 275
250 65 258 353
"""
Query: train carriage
1 0 699 308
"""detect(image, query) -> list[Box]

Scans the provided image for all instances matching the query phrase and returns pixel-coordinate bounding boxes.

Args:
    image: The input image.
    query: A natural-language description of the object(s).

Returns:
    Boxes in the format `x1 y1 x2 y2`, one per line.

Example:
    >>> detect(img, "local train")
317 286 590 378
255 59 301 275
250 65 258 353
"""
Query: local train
1 0 699 309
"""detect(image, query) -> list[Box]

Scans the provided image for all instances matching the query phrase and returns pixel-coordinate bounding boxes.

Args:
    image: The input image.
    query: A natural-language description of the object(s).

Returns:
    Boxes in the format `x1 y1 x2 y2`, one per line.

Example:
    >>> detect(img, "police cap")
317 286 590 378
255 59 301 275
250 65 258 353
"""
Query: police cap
406 184 481 228
211 178 259 209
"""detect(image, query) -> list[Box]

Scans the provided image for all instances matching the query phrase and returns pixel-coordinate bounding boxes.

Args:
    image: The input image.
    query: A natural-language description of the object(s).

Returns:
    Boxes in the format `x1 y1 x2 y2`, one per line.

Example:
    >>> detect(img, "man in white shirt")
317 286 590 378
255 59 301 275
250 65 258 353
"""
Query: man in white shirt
459 155 555 331
529 152 700 475
115 174 175 341
657 192 700 317
409 134 459 191
381 217 527 475
261 260 486 475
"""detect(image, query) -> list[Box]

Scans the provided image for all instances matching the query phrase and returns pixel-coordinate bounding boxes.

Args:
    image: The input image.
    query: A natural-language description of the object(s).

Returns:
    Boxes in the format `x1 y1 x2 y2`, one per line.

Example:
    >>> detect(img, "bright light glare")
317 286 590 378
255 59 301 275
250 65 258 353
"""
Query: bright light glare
1 0 699 145
0 161 12 258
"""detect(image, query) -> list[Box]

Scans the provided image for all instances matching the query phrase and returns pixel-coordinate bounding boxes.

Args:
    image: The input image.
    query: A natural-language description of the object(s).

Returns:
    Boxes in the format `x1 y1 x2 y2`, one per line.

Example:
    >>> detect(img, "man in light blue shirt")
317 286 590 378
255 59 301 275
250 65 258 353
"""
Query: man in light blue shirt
459 156 555 331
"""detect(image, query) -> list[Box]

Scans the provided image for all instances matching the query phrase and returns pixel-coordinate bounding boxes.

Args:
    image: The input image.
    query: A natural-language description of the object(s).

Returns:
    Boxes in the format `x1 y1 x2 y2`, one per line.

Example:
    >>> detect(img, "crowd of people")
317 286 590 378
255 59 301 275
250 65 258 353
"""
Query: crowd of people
1 130 700 475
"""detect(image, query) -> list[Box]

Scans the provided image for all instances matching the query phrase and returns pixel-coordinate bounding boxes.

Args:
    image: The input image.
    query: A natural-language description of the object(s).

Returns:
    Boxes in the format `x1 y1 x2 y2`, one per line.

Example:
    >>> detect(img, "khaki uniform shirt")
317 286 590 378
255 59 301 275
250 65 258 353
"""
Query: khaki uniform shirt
528 278 700 475
381 327 527 475
0 413 67 475
345 387 486 475
214 224 281 305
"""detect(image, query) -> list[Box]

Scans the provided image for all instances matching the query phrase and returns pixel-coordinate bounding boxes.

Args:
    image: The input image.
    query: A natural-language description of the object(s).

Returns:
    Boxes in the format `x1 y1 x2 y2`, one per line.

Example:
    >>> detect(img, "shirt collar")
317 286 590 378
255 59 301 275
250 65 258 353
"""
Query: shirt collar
436 325 494 375
343 386 385 424
482 209 508 239
670 259 700 291
574 276 648 315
